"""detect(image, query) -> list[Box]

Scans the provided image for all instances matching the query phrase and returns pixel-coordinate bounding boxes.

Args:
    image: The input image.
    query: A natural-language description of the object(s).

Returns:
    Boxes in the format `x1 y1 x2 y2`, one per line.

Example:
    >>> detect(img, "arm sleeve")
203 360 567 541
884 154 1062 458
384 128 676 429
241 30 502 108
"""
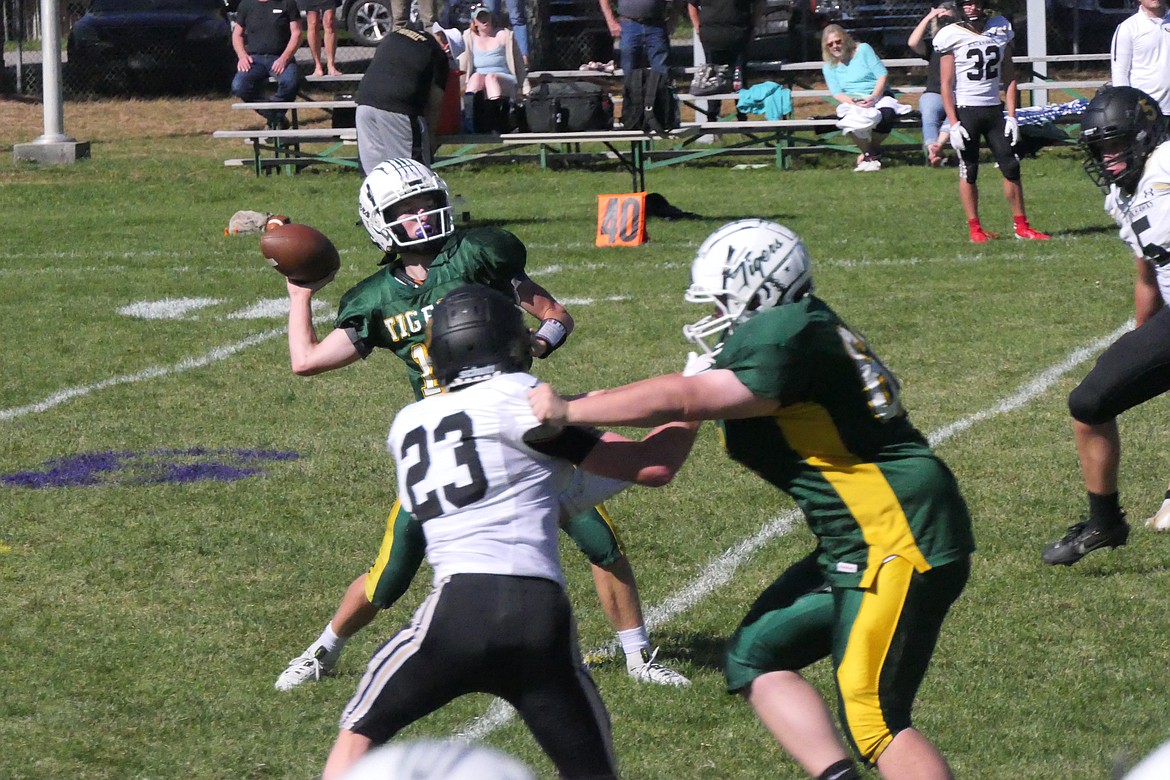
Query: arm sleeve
470 228 528 286
1111 23 1132 87
335 284 378 356
860 44 887 79
823 64 842 96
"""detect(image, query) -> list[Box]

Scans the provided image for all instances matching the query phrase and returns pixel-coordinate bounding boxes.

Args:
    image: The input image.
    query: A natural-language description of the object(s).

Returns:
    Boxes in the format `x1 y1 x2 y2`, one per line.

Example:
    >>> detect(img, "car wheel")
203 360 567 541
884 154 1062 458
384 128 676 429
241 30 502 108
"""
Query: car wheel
347 0 393 46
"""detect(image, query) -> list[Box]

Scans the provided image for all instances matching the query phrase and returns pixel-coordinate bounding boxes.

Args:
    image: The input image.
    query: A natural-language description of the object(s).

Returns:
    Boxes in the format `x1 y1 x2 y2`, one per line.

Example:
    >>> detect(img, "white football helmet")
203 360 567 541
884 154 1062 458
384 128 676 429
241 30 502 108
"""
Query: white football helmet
683 219 813 354
358 158 455 253
341 740 536 780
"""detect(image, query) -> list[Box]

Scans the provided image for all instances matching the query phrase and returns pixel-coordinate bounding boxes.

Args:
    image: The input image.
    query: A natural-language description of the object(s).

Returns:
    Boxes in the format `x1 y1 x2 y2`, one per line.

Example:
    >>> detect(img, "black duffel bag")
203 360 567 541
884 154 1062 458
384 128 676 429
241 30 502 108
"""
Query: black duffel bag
526 78 614 133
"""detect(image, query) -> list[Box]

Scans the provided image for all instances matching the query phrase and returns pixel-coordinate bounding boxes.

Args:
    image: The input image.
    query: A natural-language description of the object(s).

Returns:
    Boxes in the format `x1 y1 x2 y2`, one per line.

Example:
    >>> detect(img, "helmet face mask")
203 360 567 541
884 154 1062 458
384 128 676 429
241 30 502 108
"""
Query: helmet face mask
427 286 533 390
958 0 983 23
1080 86 1166 194
358 158 455 254
683 220 814 355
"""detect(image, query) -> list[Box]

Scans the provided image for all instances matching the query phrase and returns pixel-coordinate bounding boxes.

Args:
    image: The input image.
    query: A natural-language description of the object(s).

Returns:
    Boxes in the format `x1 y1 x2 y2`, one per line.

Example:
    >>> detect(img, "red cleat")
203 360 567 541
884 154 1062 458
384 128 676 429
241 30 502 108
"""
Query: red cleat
1015 225 1051 240
970 226 999 243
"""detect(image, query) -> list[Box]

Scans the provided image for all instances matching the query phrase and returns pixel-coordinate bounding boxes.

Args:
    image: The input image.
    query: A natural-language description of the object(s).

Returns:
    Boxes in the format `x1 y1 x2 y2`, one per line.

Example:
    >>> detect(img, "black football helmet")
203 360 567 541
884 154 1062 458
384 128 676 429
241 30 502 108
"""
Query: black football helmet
428 286 533 390
1081 86 1167 194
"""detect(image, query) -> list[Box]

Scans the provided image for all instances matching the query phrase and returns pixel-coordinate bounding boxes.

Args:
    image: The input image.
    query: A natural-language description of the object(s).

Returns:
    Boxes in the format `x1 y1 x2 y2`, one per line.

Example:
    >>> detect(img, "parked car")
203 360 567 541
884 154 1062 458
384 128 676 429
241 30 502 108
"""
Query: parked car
67 0 235 94
335 0 612 68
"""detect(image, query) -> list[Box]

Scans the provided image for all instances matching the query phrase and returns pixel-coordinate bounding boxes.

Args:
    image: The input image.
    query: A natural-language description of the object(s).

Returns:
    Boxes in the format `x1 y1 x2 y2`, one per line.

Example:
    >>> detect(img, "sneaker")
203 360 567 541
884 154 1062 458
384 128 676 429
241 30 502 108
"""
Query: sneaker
1145 499 1170 532
275 645 338 691
628 647 690 687
1015 225 1051 240
1041 518 1130 566
853 157 880 172
970 226 999 243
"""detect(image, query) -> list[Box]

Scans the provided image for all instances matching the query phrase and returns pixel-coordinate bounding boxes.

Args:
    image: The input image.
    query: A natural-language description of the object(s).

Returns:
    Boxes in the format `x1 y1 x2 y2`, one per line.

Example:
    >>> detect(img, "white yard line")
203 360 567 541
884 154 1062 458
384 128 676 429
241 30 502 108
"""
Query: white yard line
457 320 1135 740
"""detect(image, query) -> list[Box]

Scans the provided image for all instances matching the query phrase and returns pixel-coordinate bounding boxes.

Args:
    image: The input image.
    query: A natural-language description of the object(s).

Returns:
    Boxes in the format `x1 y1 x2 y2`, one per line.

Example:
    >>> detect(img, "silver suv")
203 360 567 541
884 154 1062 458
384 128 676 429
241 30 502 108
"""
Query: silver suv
336 0 611 68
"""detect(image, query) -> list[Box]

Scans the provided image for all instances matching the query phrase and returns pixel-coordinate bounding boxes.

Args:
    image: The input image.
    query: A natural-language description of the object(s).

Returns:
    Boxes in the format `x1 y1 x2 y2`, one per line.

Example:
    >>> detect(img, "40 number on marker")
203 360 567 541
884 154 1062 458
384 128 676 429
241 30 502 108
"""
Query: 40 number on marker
596 193 647 247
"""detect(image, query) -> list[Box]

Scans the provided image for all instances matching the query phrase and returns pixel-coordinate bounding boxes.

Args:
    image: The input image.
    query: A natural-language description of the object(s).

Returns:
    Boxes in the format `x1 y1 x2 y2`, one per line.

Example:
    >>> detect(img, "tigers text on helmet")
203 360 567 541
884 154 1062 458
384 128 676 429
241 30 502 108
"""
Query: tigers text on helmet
427 285 533 390
1080 86 1167 194
358 158 455 253
683 219 814 355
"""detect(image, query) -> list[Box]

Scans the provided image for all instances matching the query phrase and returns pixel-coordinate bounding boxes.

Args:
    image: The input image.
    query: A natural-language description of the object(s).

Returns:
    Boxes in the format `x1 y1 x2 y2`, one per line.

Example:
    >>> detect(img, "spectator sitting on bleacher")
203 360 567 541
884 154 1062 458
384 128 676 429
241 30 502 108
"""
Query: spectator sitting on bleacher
908 2 956 166
459 4 527 133
484 0 530 63
821 24 909 172
231 0 303 130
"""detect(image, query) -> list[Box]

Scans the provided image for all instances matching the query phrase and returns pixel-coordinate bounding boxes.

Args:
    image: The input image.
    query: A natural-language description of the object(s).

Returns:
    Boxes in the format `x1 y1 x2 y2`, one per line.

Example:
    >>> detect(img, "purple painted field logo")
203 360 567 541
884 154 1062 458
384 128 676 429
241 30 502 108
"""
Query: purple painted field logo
2 448 299 489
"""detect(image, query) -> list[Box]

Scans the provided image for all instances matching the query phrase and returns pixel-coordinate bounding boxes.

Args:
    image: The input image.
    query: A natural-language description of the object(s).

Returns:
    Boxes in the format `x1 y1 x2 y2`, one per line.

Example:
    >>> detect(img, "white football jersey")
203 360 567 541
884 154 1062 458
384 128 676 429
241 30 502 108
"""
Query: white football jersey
1106 141 1170 302
933 16 1014 107
387 372 571 586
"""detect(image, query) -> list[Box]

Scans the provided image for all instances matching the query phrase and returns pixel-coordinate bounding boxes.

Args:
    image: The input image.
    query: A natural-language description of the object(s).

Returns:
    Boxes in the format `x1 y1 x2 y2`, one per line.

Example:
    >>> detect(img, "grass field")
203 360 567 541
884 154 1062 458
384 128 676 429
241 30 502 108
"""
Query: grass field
4 97 1170 779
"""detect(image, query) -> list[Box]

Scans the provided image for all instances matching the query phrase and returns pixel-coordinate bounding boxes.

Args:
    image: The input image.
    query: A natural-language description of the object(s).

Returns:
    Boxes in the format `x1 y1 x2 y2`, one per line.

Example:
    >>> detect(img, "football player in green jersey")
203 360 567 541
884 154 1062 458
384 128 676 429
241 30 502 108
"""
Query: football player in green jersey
529 220 975 780
275 158 689 692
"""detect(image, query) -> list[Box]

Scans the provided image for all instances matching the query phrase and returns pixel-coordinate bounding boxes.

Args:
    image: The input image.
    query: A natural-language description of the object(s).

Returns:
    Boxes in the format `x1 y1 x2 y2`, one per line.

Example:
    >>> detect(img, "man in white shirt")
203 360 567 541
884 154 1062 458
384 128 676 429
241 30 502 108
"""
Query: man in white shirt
1111 0 1170 113
321 285 699 780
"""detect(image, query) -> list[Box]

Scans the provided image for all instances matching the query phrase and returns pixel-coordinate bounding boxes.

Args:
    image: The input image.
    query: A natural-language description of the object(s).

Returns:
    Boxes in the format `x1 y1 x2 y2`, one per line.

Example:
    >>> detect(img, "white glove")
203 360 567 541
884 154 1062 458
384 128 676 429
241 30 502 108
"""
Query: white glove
949 123 969 153
683 351 716 377
1004 115 1019 147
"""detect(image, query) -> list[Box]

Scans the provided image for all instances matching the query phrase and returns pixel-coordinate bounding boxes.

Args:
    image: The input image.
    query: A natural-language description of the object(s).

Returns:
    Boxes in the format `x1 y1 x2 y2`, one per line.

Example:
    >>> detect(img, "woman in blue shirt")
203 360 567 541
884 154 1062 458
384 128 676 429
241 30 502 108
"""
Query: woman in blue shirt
822 25 900 172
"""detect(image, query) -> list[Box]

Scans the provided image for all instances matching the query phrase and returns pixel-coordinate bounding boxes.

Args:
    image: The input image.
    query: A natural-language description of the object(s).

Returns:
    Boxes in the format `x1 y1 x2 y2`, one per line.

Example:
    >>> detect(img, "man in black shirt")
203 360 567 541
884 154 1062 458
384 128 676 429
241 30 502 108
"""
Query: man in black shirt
354 26 456 172
231 0 303 129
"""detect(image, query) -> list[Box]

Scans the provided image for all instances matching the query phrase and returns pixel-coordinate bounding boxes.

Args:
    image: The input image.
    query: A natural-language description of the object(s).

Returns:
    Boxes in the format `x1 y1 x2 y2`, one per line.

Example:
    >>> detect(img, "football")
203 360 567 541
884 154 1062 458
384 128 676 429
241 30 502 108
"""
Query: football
260 222 340 284
265 214 291 231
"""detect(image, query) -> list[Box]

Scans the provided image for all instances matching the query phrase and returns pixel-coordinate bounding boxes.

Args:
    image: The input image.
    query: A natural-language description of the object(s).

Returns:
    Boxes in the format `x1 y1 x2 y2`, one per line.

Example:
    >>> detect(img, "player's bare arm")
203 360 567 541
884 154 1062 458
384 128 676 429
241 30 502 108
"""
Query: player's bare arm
529 370 780 428
578 423 701 486
286 279 361 375
1002 44 1018 113
940 52 958 126
1134 257 1164 325
515 274 575 358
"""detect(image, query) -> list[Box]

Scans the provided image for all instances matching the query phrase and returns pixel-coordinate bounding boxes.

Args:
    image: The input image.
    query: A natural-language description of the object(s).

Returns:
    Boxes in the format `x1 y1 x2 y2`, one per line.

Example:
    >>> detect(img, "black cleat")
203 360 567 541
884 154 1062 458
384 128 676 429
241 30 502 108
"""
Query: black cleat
1041 518 1130 566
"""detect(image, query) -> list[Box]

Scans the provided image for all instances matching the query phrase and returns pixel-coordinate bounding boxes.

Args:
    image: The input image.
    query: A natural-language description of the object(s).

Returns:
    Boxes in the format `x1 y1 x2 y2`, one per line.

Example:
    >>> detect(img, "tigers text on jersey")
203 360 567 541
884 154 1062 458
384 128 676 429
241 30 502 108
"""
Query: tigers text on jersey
1106 141 1170 301
335 227 526 399
713 295 975 589
387 372 573 586
933 16 1014 107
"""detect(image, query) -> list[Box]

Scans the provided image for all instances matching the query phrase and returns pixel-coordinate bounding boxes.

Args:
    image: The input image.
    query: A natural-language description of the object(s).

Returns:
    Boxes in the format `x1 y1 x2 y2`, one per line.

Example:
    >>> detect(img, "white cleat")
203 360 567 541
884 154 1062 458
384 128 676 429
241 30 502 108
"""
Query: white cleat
1145 499 1170 532
275 645 338 691
628 647 690 687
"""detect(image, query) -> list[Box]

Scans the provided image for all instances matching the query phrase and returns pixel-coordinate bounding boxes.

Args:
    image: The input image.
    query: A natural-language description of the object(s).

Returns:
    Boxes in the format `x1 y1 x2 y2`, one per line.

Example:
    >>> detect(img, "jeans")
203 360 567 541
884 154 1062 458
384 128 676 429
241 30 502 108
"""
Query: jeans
231 54 301 125
619 18 669 75
919 90 950 145
485 0 528 57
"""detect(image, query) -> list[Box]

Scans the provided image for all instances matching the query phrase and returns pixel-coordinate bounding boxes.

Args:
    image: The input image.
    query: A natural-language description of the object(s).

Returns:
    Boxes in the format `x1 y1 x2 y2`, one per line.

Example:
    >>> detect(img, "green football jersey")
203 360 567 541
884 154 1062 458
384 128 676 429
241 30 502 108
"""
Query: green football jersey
714 295 975 588
335 227 526 399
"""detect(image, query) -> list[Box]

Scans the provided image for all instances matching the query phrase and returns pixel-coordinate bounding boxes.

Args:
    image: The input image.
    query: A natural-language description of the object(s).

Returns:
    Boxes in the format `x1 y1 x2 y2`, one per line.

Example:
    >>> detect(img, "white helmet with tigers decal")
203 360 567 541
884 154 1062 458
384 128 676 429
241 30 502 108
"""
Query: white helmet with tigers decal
683 219 813 354
358 158 455 253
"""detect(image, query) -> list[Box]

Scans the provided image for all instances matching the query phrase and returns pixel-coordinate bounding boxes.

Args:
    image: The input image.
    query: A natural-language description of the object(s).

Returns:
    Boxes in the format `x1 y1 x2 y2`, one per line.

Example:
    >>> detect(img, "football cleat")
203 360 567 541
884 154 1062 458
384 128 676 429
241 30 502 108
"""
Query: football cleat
1041 518 1130 566
1014 225 1051 240
275 645 338 691
628 648 691 687
970 226 999 243
1145 499 1170 532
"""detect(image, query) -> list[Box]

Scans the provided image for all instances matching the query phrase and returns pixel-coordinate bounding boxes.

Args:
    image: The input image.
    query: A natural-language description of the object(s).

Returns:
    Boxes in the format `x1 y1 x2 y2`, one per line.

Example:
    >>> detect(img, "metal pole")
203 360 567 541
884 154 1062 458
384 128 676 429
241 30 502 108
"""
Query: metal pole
38 0 66 140
1026 0 1047 106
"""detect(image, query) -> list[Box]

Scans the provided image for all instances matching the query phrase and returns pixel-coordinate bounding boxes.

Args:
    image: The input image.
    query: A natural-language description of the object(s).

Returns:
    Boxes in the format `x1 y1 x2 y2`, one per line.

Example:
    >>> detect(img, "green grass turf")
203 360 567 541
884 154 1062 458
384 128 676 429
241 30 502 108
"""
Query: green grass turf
3 117 1170 778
